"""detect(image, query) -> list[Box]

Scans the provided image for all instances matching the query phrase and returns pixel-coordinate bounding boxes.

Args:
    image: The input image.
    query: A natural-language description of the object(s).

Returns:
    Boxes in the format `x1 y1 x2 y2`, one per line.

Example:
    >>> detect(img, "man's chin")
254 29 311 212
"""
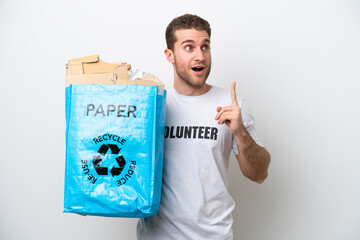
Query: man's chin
188 73 210 87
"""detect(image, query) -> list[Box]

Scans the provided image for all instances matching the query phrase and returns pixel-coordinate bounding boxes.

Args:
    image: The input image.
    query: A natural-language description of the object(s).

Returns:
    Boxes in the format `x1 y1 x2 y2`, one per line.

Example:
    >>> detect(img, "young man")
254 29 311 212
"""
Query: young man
137 14 270 239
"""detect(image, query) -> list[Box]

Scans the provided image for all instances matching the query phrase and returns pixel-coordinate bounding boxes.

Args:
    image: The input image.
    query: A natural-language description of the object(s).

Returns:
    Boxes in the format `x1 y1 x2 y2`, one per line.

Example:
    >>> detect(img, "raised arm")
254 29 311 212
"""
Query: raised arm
215 82 270 183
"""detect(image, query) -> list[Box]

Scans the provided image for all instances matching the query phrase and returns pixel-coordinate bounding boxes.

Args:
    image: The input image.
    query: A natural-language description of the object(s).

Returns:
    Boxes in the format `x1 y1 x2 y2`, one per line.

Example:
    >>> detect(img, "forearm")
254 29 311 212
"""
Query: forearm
234 124 271 184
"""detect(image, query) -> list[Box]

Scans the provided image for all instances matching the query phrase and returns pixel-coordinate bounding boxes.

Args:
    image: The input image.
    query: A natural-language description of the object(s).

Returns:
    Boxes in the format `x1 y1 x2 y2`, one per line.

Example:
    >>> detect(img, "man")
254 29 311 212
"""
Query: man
137 14 270 239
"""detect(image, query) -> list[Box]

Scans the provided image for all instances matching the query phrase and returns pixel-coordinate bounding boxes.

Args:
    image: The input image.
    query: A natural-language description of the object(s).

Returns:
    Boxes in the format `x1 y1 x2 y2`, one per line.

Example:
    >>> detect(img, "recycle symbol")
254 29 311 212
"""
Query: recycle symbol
92 144 126 177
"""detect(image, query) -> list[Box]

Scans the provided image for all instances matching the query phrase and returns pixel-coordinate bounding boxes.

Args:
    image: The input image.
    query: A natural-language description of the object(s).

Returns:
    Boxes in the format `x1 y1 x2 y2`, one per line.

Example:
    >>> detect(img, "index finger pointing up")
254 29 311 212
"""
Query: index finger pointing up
231 81 238 105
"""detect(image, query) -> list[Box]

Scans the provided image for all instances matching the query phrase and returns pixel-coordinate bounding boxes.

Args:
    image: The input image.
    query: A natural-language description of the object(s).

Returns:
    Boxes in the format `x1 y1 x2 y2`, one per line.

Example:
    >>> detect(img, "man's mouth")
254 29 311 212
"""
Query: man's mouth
192 67 204 72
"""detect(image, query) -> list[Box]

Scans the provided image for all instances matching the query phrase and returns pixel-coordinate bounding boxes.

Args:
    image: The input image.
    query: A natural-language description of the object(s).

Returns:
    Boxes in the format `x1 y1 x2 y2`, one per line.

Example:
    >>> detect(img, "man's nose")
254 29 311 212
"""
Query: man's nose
194 48 205 61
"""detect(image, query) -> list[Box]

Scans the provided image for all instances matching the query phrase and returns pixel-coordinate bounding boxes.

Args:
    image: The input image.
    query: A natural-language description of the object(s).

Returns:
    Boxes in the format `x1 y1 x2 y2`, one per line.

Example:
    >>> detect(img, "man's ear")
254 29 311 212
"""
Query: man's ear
164 49 174 64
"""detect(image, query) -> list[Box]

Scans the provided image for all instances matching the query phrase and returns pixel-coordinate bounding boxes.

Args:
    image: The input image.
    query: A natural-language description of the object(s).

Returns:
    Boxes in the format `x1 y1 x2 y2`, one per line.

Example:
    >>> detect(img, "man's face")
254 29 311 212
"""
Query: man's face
168 28 212 88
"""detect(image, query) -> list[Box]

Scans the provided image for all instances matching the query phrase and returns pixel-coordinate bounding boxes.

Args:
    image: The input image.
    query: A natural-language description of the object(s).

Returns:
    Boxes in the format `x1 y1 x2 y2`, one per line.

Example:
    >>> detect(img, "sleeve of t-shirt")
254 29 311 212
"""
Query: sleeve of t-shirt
232 99 264 155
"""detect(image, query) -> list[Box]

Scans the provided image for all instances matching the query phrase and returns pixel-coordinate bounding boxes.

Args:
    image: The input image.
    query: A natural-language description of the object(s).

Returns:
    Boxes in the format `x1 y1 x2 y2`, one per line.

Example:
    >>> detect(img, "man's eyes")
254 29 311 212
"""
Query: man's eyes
202 45 210 50
184 45 210 51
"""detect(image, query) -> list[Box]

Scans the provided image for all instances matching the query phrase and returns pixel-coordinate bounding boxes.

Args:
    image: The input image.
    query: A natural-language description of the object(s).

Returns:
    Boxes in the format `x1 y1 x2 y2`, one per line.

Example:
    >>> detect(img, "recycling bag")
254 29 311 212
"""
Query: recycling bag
64 84 166 217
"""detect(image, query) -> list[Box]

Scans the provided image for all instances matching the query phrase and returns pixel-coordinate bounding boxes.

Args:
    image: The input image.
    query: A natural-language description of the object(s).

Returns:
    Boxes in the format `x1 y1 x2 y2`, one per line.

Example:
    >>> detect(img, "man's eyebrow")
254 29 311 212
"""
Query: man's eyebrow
180 39 211 45
203 39 211 44
180 39 195 45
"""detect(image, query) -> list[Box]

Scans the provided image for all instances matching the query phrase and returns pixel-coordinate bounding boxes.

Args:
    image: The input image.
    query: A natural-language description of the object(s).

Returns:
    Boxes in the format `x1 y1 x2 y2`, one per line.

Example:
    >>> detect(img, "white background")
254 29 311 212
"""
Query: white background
1 0 359 239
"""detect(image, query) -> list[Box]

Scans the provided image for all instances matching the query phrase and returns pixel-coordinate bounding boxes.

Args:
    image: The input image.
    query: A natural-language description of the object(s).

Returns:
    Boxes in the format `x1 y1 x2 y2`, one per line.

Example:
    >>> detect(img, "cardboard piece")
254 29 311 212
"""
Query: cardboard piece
65 55 164 88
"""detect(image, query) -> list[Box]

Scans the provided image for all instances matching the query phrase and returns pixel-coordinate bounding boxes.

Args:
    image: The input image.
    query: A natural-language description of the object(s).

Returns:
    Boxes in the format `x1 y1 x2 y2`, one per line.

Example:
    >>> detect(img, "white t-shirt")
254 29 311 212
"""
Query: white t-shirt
137 86 262 240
